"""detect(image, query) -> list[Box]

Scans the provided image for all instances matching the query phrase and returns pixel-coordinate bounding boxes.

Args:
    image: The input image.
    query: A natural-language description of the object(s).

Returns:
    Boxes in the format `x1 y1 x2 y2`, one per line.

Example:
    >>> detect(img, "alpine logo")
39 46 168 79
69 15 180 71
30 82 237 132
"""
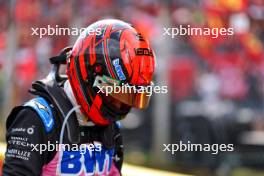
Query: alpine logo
112 58 126 80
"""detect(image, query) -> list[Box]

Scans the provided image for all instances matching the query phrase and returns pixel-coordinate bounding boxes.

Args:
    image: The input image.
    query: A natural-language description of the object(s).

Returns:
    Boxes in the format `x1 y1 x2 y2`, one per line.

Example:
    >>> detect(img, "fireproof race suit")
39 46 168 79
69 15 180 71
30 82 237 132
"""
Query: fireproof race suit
2 78 123 176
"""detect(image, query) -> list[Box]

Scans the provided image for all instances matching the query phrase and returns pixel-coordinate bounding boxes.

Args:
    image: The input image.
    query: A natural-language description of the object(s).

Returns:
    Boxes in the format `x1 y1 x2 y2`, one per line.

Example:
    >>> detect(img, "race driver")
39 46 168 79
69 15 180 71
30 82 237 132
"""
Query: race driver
2 19 155 176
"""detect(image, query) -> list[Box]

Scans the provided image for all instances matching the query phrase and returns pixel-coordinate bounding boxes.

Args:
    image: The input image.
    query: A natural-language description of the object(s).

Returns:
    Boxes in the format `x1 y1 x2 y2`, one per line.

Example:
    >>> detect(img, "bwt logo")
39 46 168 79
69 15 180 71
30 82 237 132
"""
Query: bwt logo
60 148 114 175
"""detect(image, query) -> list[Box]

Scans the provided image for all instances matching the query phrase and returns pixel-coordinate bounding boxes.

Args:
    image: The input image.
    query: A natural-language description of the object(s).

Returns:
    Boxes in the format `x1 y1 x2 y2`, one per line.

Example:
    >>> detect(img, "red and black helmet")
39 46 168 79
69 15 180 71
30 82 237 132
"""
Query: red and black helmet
66 19 155 125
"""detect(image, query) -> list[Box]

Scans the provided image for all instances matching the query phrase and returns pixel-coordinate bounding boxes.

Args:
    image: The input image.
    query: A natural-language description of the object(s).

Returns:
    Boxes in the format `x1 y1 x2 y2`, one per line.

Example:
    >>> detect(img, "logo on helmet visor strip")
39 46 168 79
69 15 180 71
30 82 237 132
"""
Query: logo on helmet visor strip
112 58 126 80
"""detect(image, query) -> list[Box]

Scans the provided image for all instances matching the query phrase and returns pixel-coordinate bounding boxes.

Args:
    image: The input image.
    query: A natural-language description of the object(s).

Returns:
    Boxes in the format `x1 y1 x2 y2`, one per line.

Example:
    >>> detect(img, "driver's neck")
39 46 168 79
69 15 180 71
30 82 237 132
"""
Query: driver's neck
63 80 95 126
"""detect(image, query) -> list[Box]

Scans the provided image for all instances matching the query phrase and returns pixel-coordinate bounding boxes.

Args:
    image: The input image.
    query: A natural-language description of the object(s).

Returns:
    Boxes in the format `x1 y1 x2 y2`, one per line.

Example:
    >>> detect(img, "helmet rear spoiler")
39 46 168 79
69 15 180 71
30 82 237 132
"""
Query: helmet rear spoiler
48 46 72 83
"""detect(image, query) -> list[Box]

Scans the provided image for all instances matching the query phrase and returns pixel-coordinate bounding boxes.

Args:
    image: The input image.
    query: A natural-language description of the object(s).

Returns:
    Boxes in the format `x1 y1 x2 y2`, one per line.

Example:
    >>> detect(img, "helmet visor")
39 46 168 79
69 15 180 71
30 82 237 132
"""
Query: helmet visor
93 75 153 109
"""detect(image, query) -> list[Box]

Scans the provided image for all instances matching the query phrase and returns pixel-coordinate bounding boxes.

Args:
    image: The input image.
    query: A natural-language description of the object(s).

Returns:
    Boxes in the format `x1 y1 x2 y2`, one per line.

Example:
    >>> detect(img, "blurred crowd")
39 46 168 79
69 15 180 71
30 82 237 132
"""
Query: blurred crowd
0 0 262 130
0 0 162 106
169 0 264 110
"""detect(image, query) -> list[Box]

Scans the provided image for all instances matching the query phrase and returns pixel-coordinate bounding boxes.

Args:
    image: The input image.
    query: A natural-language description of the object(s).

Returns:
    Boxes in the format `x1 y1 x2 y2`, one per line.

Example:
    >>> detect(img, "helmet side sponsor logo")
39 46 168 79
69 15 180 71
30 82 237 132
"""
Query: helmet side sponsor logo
135 33 145 41
134 48 153 56
112 58 126 80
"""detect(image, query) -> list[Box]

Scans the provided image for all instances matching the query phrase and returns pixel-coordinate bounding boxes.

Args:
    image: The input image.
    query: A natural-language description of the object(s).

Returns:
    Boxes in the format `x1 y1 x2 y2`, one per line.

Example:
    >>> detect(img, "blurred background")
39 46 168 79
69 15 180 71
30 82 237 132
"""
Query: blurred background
0 0 264 176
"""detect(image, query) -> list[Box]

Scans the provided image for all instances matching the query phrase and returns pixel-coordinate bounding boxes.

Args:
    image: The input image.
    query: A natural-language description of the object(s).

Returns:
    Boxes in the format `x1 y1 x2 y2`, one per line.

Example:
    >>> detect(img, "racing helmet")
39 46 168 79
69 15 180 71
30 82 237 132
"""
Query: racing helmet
66 19 155 125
